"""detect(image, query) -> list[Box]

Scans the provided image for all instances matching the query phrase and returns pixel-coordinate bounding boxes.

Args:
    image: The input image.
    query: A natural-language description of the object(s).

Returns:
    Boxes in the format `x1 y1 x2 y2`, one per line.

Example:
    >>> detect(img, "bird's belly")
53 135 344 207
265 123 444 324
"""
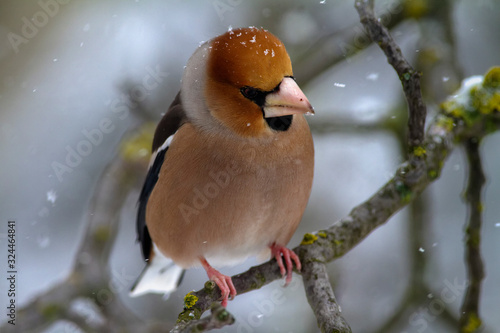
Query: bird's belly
148 164 309 268
177 180 291 267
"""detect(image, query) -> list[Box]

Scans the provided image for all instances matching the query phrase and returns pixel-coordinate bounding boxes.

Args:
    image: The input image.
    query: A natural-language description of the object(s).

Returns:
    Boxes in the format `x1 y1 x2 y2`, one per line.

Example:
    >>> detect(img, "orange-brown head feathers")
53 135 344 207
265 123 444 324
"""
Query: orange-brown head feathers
182 27 312 138
205 27 295 137
208 27 292 91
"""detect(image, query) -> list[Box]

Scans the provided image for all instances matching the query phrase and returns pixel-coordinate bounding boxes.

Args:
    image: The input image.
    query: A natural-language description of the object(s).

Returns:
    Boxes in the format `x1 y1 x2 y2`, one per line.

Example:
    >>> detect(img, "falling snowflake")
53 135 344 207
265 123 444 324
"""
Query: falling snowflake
46 190 57 204
366 73 379 81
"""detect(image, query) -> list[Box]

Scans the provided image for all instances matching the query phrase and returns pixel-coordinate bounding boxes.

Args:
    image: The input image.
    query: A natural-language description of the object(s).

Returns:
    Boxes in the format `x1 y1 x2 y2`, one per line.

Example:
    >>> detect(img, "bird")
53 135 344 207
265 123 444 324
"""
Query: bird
130 26 314 307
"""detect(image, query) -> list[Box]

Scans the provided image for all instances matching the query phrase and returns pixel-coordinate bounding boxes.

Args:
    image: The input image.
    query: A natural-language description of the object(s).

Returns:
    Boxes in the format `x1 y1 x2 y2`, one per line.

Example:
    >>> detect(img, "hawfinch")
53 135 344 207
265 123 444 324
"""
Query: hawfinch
131 27 314 307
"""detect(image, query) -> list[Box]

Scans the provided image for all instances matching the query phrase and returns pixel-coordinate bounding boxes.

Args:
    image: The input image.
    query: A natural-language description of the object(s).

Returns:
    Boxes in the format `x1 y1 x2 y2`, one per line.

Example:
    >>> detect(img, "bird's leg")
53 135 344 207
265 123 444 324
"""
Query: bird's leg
270 242 301 285
199 257 236 307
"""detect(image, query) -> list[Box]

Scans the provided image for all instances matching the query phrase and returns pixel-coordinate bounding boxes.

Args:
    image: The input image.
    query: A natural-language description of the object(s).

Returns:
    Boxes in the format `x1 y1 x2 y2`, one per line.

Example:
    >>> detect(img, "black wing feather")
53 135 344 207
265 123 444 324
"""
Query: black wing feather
136 91 186 261
136 148 167 261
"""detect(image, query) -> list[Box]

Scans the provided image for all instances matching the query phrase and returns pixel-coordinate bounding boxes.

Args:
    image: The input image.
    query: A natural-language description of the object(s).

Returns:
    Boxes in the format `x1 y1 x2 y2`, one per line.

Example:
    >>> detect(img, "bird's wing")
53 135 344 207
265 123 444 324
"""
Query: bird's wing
136 91 186 261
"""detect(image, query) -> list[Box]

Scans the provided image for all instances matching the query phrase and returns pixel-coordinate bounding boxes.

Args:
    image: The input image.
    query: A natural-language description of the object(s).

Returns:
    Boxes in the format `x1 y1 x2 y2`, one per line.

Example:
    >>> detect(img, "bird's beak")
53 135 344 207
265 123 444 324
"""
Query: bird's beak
263 77 314 118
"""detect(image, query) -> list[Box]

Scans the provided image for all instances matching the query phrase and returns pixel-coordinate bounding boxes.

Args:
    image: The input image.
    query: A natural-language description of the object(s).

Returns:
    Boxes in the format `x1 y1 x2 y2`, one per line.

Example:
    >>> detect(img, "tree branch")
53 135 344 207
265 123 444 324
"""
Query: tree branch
459 138 486 332
355 0 427 148
301 258 352 333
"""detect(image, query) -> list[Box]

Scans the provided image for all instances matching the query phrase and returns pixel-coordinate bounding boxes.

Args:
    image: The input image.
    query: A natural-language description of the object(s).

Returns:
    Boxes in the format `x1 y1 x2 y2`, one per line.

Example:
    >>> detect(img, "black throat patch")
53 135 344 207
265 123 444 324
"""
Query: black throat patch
265 115 293 131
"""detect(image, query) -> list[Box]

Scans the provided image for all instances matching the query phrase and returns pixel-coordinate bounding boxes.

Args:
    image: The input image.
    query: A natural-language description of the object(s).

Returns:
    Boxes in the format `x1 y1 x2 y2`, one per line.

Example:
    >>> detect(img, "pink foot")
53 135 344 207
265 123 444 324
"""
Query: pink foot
270 243 301 285
200 257 236 307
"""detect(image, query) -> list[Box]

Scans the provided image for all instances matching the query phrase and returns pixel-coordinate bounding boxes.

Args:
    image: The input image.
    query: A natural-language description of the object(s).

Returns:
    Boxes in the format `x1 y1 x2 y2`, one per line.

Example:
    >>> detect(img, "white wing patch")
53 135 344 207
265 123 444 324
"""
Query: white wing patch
148 131 176 169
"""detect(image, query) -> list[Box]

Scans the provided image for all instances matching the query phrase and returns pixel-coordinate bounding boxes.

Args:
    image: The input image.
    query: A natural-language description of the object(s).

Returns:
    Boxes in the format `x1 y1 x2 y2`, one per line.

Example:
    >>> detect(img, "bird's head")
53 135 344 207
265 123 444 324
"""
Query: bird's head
181 27 313 138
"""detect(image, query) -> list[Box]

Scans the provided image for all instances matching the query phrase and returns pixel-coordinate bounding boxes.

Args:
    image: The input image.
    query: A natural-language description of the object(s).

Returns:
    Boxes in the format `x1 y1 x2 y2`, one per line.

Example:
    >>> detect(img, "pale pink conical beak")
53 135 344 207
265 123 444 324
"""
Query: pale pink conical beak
263 77 314 118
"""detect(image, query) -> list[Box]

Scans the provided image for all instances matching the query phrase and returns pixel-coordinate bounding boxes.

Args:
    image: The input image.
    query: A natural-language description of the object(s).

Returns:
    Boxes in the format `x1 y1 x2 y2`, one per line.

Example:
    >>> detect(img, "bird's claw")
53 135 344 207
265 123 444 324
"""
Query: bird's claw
270 243 301 285
200 257 236 307
210 273 236 307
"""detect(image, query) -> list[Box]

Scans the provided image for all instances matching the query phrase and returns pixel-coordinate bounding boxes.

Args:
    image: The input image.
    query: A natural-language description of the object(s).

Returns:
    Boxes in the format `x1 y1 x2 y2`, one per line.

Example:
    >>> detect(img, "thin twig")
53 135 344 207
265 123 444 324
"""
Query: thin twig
459 138 486 332
355 0 427 148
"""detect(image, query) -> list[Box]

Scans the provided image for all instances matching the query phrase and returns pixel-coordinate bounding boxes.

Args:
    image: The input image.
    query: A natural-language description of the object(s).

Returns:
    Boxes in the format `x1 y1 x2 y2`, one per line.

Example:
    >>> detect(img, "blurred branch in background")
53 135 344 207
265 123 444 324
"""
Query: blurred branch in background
2 149 144 333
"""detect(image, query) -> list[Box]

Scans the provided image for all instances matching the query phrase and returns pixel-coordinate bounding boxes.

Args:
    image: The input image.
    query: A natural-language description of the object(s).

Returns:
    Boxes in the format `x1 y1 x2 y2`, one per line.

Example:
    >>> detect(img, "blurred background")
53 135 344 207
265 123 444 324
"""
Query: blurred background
1 0 499 332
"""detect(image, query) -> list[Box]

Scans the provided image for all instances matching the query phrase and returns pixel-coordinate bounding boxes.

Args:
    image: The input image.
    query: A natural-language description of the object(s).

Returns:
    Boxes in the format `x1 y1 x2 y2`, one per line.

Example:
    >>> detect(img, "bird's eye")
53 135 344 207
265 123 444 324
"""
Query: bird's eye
241 86 258 99
240 86 267 107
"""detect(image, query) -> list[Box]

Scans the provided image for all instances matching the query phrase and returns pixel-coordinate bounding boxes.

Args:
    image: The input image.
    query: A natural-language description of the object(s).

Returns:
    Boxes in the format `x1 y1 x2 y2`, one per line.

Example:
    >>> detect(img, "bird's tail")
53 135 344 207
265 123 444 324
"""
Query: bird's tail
130 252 185 297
